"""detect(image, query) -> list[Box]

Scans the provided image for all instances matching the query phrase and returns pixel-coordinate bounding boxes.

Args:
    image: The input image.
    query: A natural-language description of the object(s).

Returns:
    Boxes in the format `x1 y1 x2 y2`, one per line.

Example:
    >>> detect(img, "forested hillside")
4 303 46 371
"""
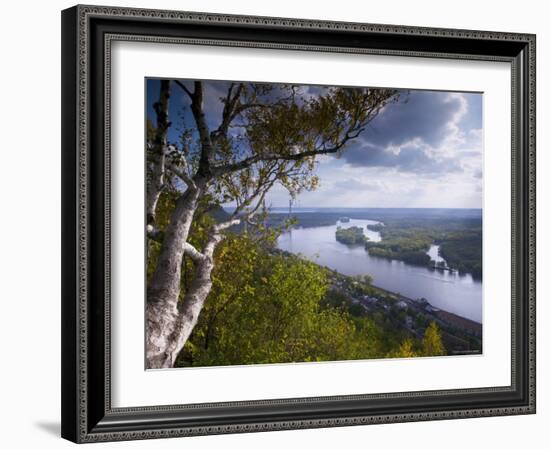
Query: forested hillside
145 193 481 367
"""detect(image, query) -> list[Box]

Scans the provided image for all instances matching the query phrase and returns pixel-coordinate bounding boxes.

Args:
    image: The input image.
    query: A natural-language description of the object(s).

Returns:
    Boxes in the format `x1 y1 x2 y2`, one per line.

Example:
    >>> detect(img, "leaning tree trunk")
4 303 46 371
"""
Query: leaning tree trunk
154 234 222 368
146 184 203 369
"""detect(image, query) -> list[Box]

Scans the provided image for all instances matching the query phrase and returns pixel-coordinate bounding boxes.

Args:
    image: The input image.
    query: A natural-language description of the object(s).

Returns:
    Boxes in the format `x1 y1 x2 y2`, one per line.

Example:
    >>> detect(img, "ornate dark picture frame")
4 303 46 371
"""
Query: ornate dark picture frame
61 4 536 443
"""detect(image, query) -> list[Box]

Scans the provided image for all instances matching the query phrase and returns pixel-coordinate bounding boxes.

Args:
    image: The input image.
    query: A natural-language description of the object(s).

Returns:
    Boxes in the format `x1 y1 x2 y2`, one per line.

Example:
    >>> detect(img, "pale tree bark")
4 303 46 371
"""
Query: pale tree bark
145 183 266 368
146 81 214 369
146 182 204 368
145 173 264 369
149 219 239 368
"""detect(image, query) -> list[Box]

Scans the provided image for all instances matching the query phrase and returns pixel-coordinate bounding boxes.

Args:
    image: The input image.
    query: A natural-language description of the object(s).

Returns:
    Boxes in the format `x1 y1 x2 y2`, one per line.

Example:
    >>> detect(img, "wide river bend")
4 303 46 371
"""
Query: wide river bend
277 218 482 323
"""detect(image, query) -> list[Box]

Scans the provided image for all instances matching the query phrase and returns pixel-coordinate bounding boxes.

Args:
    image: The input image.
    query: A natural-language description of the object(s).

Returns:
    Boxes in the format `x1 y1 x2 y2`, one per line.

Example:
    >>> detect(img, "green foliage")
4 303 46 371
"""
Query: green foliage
388 338 418 358
367 246 431 265
364 219 482 278
176 240 385 366
335 226 367 245
169 230 422 366
386 321 446 358
439 232 482 279
422 321 447 356
146 192 221 292
365 226 432 266
146 118 156 142
322 288 354 312
146 191 180 281
360 274 374 285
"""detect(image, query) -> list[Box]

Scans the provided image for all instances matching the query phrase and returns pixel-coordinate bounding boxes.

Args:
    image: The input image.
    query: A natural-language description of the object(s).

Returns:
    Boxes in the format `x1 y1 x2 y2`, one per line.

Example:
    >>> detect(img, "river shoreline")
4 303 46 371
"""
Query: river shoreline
367 282 482 331
276 217 482 322
274 246 482 330
322 266 482 354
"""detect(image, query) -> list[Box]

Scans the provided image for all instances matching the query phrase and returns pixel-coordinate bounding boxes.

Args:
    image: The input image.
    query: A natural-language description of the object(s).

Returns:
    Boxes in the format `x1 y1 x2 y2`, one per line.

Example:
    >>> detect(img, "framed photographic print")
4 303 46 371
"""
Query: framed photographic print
61 4 536 443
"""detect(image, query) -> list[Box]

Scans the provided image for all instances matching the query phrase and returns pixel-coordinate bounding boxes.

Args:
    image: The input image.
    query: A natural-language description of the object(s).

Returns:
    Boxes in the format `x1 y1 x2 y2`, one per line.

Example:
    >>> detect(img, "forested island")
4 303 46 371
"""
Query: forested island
364 219 482 279
335 226 367 245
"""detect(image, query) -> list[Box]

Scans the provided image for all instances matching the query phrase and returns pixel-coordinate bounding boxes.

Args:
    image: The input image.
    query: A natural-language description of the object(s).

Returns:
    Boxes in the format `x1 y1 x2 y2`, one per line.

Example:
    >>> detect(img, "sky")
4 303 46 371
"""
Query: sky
147 79 483 209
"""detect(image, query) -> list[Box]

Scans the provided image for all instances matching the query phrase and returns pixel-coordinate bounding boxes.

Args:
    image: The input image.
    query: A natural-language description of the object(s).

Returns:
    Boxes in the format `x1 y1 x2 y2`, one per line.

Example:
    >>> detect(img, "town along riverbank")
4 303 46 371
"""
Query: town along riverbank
324 267 482 356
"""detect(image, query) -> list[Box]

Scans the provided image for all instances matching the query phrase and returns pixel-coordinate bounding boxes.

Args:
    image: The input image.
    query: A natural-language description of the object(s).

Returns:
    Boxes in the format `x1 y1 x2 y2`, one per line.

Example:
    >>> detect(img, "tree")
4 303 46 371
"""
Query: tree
422 321 446 356
389 338 418 358
145 79 399 368
361 274 374 285
170 232 390 367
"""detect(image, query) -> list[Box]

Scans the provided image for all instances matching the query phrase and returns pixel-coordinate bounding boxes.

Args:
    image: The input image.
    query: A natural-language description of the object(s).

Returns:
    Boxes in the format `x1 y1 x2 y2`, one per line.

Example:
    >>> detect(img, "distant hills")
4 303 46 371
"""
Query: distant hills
265 207 482 220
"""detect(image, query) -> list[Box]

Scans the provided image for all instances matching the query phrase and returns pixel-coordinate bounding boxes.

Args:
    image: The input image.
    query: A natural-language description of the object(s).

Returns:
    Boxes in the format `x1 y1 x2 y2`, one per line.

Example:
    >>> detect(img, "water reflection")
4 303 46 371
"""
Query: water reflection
426 244 448 267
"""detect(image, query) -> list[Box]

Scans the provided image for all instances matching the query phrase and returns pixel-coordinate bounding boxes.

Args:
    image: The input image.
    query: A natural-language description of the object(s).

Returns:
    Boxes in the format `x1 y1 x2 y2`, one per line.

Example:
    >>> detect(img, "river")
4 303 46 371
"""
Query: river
276 218 482 323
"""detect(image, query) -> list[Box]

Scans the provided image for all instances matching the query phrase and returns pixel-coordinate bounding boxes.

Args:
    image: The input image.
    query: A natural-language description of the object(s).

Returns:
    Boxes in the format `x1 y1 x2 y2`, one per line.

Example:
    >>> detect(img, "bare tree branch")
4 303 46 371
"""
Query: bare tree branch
166 162 197 190
183 242 206 263
173 79 193 99
214 83 244 138
186 81 216 177
173 80 215 177
240 182 273 219
212 218 241 233
212 140 347 176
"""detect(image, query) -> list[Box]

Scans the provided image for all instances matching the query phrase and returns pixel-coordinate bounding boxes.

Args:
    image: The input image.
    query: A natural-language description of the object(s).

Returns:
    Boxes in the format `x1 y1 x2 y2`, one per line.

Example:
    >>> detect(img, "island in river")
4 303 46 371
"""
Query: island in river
271 207 480 312
267 208 483 355
335 226 367 245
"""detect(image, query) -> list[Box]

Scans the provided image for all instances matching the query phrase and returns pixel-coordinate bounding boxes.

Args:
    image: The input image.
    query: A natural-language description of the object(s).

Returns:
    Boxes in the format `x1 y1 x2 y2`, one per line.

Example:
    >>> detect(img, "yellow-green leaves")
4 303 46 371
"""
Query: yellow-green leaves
422 321 447 356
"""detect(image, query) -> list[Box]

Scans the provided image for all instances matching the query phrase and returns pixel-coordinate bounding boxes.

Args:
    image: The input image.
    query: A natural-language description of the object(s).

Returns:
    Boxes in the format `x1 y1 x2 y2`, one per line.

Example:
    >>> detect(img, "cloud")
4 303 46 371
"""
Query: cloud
361 91 473 148
332 178 383 192
341 142 462 175
336 90 482 177
152 79 483 208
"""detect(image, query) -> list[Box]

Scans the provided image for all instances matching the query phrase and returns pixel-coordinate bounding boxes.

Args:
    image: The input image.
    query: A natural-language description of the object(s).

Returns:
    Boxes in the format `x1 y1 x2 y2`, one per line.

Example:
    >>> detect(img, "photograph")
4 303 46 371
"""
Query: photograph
56 3 536 443
145 78 483 369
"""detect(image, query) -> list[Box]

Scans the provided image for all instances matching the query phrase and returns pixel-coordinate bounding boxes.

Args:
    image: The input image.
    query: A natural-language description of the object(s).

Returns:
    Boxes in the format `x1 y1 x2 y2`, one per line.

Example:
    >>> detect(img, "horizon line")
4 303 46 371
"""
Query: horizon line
224 205 482 210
